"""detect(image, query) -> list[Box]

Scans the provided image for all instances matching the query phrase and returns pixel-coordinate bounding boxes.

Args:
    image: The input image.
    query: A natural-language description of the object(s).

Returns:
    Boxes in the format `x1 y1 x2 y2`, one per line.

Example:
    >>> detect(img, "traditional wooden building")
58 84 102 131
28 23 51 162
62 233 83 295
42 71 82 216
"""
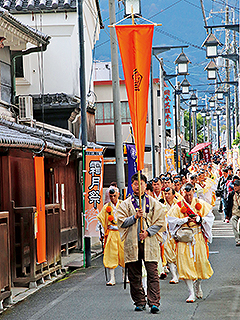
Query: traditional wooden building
0 8 89 308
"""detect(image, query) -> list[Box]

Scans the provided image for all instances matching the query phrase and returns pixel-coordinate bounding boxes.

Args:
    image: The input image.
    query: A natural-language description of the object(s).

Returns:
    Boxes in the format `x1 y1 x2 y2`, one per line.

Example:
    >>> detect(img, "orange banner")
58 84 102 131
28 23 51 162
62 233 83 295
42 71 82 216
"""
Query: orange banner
34 156 46 264
85 148 104 237
115 25 154 170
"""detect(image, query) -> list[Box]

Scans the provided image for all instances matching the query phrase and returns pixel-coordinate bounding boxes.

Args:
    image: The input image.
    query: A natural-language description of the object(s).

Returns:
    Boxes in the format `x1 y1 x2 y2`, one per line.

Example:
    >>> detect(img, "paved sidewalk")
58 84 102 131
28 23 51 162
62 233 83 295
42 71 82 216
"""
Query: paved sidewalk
0 242 103 314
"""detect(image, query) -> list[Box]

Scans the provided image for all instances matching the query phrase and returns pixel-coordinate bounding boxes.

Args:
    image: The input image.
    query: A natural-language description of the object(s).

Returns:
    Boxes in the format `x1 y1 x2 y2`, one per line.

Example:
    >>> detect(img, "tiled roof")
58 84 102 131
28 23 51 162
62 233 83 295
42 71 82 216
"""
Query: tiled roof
0 7 50 44
0 0 76 12
0 118 81 156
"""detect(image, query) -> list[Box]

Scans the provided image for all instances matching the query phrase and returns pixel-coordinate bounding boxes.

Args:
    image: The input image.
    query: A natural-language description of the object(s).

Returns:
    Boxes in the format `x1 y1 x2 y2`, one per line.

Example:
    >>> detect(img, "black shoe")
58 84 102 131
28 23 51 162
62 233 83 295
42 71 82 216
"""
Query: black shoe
135 305 146 311
150 305 160 314
159 272 167 280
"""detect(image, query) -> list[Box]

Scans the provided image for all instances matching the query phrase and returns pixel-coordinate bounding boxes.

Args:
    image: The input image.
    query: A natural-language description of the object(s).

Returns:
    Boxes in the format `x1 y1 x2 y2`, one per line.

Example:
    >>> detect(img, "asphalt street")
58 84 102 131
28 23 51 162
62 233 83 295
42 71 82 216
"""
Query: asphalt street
1 205 240 320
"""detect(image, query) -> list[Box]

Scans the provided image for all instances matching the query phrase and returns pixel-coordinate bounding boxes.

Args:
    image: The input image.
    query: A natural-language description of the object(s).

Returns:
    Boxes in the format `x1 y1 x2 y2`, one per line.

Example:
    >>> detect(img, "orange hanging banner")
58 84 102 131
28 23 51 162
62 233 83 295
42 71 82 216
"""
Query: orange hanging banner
34 156 46 263
115 25 154 171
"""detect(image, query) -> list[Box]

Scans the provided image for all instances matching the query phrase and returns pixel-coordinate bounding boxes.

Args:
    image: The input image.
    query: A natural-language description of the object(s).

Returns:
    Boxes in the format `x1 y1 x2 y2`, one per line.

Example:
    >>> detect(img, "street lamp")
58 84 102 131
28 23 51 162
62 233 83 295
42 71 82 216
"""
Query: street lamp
190 92 197 108
209 96 215 108
124 0 141 16
204 60 218 80
206 113 211 120
174 50 191 75
215 86 224 100
202 32 222 58
180 78 191 94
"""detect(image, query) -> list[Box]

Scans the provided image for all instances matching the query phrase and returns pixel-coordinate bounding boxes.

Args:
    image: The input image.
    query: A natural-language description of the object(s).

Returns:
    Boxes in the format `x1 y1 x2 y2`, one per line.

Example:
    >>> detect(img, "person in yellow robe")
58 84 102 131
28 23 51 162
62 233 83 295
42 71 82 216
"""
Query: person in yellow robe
168 183 214 303
97 187 124 286
163 187 179 284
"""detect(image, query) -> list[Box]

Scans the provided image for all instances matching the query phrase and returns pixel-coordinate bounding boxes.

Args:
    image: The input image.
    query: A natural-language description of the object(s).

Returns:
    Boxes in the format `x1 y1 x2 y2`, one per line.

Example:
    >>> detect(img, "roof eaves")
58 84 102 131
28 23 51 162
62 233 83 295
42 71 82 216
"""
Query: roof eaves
0 7 50 45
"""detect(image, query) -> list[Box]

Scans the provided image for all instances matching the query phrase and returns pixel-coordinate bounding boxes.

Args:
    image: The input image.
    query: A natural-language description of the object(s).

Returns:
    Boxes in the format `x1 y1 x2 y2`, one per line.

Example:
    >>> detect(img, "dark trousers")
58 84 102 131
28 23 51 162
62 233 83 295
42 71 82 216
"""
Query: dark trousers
126 242 160 307
218 199 223 212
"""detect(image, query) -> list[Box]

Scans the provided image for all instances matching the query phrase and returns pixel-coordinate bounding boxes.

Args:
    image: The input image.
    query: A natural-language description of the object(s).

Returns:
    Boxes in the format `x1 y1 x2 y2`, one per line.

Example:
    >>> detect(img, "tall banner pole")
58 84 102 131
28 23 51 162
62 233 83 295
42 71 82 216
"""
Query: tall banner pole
137 170 142 219
115 20 155 243
82 147 86 268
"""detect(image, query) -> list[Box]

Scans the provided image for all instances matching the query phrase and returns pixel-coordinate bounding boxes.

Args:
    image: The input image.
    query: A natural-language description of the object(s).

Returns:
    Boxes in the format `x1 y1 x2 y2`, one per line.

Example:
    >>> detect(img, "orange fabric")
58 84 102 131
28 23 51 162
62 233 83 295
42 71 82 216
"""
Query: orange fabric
115 25 154 170
160 243 164 261
34 156 46 263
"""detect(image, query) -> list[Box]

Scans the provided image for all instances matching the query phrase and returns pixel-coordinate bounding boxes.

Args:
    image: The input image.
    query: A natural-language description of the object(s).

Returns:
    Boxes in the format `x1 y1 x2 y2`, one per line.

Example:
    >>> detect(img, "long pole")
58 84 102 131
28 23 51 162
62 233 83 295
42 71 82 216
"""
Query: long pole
228 90 232 147
78 0 87 145
203 116 206 142
77 0 89 267
195 112 197 145
233 11 239 131
176 81 181 171
109 0 125 195
189 105 192 161
174 89 178 173
225 5 230 150
217 115 220 149
150 56 156 178
137 170 143 243
232 101 236 140
160 59 166 173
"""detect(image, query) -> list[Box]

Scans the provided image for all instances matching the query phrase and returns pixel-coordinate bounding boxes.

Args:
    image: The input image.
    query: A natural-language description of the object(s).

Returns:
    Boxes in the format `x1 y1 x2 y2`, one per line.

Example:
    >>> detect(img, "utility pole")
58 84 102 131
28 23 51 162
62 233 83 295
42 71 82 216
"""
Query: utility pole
78 0 90 266
233 11 239 132
189 105 192 153
200 0 208 34
78 0 87 145
150 57 156 177
225 4 231 150
192 110 196 147
108 0 125 194
217 115 220 149
176 81 181 171
159 58 166 173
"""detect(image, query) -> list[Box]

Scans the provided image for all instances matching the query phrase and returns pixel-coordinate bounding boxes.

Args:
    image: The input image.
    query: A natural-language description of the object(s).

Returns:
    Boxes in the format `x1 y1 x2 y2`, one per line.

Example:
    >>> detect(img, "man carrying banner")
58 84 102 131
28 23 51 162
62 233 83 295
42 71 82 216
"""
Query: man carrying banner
97 187 124 286
168 183 214 303
117 173 165 314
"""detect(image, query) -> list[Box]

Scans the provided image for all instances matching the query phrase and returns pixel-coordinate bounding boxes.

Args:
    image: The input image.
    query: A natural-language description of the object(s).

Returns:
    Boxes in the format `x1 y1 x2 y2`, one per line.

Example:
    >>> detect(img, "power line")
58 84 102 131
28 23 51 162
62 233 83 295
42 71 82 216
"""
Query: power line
155 27 205 51
210 0 240 13
147 0 183 20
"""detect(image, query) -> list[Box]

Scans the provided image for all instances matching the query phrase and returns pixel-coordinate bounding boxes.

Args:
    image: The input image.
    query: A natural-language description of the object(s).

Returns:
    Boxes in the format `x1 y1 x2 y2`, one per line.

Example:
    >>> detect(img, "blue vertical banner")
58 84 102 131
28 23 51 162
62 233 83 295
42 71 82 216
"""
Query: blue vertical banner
164 85 174 130
126 144 137 196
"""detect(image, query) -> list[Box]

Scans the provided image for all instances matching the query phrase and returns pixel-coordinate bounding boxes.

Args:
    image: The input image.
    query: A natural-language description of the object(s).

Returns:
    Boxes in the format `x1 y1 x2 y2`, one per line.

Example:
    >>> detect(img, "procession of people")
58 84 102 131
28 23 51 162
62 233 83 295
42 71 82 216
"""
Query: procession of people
97 148 239 314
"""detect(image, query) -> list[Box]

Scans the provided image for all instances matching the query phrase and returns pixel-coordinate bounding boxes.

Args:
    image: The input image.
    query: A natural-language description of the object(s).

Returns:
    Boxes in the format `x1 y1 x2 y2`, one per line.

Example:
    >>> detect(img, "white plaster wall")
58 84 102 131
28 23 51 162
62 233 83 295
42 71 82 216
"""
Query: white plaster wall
94 82 154 147
15 2 100 97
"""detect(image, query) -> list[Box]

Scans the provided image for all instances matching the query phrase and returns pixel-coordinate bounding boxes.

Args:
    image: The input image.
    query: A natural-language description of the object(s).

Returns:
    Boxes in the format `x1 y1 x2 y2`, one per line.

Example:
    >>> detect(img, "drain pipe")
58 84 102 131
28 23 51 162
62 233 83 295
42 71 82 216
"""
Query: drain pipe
10 43 49 105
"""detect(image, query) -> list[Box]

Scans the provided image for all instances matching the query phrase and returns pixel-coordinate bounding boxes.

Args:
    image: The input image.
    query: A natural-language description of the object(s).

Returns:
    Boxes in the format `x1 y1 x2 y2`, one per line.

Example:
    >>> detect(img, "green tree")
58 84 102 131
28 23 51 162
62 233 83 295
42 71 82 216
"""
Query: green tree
184 111 207 144
233 131 240 146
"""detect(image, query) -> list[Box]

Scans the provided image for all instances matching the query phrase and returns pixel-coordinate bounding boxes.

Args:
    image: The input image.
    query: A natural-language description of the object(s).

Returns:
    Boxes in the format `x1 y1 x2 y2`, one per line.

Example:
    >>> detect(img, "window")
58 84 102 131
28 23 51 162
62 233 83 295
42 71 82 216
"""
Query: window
0 62 11 104
15 55 24 78
96 101 131 124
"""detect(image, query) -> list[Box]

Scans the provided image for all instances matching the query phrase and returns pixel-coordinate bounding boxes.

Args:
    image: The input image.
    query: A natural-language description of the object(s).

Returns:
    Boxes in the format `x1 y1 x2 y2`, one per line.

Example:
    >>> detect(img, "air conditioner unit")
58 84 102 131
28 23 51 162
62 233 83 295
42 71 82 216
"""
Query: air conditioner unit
19 95 33 119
